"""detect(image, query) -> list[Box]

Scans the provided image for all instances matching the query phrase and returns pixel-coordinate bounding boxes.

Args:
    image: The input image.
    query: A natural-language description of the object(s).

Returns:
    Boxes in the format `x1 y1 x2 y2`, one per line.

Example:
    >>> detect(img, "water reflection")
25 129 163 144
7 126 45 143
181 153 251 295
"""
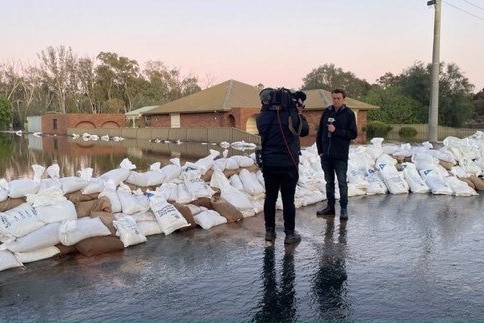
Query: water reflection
313 219 350 321
0 132 254 181
252 245 297 322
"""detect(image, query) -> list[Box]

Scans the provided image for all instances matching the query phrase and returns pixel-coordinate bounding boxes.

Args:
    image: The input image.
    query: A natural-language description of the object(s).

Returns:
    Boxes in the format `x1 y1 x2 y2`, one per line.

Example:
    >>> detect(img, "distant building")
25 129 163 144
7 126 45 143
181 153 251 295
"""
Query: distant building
141 79 379 145
40 113 125 135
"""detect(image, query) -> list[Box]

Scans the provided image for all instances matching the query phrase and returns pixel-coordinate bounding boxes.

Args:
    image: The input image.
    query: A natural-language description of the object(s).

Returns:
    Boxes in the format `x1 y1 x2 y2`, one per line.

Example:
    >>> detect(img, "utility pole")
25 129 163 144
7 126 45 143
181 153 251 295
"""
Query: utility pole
427 0 441 143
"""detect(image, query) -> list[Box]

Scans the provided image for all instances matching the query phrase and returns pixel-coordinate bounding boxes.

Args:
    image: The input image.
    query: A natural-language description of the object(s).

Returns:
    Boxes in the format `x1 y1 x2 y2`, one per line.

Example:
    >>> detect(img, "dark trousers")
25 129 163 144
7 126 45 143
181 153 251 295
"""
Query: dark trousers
321 157 348 208
262 166 299 233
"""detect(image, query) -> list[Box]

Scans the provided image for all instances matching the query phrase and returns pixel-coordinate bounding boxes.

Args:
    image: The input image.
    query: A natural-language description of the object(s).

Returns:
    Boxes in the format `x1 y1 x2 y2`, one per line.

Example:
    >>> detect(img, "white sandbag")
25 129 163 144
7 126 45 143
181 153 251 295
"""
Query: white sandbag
60 176 90 194
184 178 216 199
158 159 183 183
99 180 122 213
15 246 60 263
376 162 409 194
81 177 106 194
450 166 470 178
127 170 161 187
193 149 220 175
238 169 265 196
177 182 196 204
7 164 44 198
137 220 162 236
1 222 61 253
0 250 23 272
186 204 207 215
113 215 147 247
149 195 190 235
58 217 111 246
366 169 388 195
210 169 254 212
7 179 41 199
401 162 430 194
35 200 78 223
117 186 150 214
154 182 179 201
229 155 255 168
444 176 479 196
100 158 134 186
347 159 369 190
419 169 453 195
229 174 244 191
0 203 45 238
193 210 227 229
26 187 67 208
0 178 9 202
412 152 440 171
38 178 62 192
129 210 156 222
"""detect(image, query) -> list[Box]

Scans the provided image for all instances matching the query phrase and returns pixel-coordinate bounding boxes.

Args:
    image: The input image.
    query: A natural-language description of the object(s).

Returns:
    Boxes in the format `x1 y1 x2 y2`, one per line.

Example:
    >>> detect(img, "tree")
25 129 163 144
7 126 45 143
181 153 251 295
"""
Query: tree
301 63 371 99
378 61 475 127
95 52 140 113
37 46 78 114
365 86 424 124
0 96 12 129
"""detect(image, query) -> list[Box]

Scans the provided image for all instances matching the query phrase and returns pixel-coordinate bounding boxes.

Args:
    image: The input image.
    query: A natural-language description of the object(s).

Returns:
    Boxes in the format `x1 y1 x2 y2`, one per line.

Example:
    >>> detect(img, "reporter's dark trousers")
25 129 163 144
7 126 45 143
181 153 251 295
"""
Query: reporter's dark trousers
321 157 348 208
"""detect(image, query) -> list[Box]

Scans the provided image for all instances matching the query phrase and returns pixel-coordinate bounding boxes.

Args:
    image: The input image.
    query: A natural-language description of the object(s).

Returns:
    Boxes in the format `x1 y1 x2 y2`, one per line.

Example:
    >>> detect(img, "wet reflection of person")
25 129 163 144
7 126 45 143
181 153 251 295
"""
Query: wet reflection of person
313 219 350 321
253 246 297 322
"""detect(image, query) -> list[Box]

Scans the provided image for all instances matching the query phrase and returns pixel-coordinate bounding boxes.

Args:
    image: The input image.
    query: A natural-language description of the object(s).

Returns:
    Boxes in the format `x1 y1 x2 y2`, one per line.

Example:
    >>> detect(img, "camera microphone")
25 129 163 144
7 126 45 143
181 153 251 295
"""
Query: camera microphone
327 118 335 138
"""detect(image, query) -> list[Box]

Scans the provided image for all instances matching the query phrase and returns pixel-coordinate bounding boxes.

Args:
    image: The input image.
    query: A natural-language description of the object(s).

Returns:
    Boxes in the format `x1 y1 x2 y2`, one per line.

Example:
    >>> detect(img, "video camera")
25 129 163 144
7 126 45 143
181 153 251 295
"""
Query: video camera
259 87 306 111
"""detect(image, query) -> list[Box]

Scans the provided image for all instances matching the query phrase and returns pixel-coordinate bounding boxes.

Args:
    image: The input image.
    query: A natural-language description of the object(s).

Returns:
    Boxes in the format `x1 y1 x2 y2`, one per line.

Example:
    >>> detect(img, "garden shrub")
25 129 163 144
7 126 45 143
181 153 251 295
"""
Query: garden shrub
364 121 393 139
398 126 417 139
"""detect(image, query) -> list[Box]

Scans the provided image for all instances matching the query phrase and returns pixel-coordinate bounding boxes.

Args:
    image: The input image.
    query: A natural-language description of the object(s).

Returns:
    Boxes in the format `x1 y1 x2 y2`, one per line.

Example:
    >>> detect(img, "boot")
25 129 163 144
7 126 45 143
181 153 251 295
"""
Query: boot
265 228 276 242
316 202 335 218
284 232 301 245
340 208 348 221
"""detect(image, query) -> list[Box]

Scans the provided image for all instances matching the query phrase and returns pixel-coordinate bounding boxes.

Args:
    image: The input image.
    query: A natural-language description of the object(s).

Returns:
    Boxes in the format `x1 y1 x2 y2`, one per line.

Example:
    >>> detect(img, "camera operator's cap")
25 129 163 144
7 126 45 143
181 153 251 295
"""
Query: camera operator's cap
259 88 274 105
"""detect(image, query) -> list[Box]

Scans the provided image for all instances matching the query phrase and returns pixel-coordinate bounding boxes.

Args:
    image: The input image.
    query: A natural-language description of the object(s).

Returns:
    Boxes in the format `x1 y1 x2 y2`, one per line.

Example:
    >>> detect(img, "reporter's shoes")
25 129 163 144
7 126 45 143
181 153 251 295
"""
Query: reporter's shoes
316 204 335 218
340 208 349 221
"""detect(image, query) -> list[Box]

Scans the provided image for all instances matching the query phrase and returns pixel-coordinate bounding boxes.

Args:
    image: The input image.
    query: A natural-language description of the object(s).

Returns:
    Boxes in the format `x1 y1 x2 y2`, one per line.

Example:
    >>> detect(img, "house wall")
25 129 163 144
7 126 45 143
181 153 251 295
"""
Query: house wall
143 108 368 146
41 114 125 135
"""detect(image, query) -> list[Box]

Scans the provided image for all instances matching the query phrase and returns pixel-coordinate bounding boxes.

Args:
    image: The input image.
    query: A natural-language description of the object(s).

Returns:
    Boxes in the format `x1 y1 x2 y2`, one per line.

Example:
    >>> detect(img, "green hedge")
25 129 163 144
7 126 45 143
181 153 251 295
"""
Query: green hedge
364 121 393 139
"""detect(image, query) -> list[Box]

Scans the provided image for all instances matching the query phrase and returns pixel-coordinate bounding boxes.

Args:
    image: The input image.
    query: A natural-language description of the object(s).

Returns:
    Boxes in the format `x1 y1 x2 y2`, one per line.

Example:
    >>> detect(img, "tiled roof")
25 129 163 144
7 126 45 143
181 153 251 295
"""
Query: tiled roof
143 80 379 115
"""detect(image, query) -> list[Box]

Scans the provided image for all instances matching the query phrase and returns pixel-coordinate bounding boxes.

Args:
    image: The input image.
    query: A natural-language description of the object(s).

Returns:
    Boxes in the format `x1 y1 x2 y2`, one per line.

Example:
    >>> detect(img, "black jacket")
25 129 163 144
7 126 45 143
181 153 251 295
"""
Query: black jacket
316 105 357 161
256 107 309 168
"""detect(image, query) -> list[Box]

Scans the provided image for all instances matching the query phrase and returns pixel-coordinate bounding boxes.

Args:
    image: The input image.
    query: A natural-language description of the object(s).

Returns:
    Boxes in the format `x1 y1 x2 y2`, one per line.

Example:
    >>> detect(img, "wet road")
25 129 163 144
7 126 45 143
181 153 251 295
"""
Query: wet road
1 193 484 322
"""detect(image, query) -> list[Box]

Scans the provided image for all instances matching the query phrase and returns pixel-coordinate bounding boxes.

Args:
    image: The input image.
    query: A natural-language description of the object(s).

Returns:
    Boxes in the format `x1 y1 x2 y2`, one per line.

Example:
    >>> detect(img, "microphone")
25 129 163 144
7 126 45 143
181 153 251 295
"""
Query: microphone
327 117 335 138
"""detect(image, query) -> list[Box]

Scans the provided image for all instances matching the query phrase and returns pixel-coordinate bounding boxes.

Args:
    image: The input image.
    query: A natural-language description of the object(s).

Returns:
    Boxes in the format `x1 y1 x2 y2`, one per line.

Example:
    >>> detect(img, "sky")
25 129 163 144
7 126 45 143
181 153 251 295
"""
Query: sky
1 0 483 92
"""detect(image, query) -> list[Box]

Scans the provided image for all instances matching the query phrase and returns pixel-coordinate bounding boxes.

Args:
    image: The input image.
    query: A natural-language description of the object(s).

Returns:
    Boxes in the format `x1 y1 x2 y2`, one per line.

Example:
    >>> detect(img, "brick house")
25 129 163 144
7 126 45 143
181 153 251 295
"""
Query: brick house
142 79 379 145
40 113 125 135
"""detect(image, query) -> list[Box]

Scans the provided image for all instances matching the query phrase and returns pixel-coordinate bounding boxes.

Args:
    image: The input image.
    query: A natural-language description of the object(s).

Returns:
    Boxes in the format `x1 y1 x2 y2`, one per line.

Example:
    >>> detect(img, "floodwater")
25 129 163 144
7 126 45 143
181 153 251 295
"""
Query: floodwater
0 132 249 180
1 132 484 321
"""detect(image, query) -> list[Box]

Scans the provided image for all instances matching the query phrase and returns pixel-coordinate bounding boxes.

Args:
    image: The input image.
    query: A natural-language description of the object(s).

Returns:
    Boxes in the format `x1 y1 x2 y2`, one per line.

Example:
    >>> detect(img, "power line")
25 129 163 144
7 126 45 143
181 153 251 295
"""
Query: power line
443 0 484 21
462 0 484 12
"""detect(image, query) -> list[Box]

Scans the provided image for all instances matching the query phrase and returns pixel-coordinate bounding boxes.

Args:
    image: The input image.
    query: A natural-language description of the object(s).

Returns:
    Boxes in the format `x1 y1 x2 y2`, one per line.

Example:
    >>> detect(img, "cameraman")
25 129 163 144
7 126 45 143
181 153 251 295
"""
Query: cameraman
256 88 309 245
316 88 357 221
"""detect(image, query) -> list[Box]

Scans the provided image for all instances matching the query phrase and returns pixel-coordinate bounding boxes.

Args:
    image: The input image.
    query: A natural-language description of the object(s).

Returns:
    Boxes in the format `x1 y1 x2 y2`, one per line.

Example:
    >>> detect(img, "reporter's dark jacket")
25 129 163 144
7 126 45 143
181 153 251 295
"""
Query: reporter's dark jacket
256 107 309 168
316 104 357 161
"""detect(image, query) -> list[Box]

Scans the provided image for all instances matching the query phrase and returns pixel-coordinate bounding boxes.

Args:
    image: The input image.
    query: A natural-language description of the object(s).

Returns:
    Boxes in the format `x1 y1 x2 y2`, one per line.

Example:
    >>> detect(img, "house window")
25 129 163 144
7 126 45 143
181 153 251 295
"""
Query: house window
53 119 57 130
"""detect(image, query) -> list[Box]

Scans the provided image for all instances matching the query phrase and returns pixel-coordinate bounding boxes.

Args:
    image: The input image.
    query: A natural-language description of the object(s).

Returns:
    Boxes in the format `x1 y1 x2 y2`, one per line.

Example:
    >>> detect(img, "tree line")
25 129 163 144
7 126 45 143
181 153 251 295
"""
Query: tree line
0 46 483 130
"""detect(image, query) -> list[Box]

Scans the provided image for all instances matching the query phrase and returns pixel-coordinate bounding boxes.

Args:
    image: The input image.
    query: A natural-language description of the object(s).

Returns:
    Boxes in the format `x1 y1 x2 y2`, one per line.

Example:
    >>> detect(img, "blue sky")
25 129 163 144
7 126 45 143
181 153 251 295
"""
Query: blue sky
1 0 483 91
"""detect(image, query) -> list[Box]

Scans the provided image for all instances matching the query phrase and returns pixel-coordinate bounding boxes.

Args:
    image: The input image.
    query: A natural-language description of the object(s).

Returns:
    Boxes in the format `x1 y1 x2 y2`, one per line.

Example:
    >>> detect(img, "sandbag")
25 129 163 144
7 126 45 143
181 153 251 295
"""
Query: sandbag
210 197 243 223
75 235 124 257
